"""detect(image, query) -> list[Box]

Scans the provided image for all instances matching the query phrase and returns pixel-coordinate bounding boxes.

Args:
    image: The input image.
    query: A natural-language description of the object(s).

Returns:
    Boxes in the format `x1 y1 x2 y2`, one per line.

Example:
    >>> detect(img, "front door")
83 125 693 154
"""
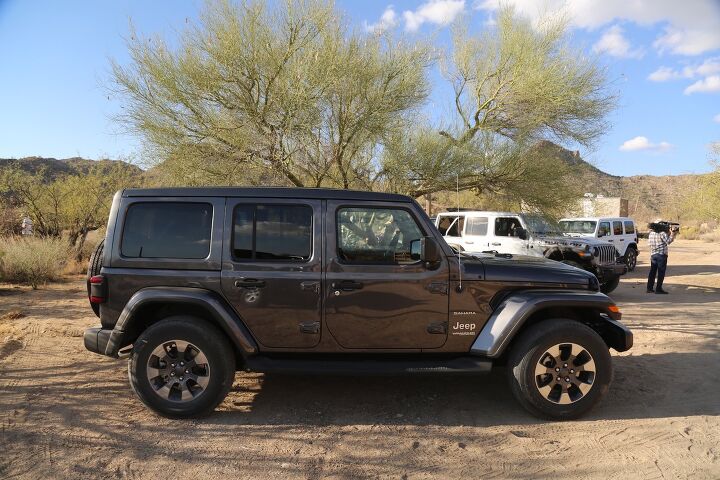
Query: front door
491 216 528 255
221 199 322 349
324 201 450 349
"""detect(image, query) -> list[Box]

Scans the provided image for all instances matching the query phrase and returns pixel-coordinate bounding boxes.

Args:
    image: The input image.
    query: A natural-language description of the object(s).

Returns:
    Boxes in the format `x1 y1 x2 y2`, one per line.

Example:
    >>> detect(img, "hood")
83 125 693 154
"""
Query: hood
461 253 595 288
533 234 611 248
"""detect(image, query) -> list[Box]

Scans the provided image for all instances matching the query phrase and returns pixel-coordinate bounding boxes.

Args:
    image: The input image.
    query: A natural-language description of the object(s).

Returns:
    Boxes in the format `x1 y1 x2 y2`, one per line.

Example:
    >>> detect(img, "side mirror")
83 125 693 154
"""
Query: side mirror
514 227 528 240
410 237 442 265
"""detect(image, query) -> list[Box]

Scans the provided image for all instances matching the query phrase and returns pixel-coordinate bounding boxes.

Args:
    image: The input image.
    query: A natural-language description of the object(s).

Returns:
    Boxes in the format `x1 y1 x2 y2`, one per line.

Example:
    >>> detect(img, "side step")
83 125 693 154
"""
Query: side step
243 356 493 375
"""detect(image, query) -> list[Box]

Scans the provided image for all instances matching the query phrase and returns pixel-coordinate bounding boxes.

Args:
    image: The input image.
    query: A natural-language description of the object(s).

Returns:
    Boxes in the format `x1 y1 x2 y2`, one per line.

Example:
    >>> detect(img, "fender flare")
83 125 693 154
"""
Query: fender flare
104 287 258 357
470 289 631 358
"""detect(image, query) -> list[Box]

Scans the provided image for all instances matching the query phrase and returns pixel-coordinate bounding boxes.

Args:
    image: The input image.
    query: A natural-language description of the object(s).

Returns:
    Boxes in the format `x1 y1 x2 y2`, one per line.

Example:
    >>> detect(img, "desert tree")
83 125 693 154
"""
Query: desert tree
385 8 616 213
112 0 431 188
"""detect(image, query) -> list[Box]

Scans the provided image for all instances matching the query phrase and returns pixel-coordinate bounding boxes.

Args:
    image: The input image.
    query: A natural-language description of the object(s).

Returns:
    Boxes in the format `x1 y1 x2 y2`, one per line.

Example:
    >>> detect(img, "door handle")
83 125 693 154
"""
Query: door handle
465 241 474 244
300 281 320 294
331 280 363 291
234 278 266 289
619 239 625 241
491 242 502 246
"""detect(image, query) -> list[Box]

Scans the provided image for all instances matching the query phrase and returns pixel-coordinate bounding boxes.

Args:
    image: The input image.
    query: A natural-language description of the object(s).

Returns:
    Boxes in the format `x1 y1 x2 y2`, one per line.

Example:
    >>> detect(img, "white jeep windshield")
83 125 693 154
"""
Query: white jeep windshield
524 215 562 236
559 220 597 234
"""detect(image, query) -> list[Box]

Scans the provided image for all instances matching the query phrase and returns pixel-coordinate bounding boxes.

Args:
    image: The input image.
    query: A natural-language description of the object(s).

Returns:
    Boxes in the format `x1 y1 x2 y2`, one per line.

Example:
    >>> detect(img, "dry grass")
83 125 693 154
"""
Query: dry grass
0 236 71 289
0 309 25 321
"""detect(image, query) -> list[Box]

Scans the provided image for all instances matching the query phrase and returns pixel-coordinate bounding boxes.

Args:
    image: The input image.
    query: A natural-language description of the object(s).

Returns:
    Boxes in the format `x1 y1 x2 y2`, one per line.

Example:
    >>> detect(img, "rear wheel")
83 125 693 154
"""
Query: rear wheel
624 248 637 271
507 318 612 420
128 316 235 418
86 240 104 316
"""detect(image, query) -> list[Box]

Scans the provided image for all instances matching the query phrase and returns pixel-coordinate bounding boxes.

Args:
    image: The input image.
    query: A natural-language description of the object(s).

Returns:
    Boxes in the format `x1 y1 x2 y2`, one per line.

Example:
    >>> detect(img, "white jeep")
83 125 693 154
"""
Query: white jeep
559 217 639 271
434 211 627 293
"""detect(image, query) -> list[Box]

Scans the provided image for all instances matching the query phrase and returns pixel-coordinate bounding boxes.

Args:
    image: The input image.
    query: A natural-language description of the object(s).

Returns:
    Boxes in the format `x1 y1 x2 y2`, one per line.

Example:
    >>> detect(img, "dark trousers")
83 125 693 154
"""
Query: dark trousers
647 254 668 291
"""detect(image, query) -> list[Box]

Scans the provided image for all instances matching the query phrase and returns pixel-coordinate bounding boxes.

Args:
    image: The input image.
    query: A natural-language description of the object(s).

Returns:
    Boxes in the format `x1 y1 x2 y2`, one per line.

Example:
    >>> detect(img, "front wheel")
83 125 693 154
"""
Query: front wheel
128 316 235 418
507 319 612 420
600 275 620 294
624 248 637 271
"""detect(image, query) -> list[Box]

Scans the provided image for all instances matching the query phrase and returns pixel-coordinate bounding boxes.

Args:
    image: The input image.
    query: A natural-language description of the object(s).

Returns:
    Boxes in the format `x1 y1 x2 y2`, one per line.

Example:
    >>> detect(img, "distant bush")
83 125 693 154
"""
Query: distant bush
0 236 70 288
679 226 702 240
700 229 720 243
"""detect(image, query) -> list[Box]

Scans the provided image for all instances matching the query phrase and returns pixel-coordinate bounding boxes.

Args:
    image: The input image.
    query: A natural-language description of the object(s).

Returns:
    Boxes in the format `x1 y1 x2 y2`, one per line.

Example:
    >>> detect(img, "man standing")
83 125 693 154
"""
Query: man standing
646 221 677 294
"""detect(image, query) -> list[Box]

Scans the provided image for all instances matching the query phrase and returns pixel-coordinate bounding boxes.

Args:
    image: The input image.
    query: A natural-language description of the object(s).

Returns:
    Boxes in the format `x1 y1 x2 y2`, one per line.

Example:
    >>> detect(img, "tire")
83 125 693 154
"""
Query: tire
624 247 637 271
600 275 620 294
128 316 235 418
506 318 612 420
86 239 104 316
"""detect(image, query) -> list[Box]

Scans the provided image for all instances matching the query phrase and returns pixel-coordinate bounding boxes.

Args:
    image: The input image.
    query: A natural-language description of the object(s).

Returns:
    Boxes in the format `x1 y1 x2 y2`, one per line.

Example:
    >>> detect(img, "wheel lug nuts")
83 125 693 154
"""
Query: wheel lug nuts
170 372 175 376
179 376 184 381
557 377 561 381
180 362 184 366
570 369 574 374
185 369 189 374
565 377 570 382
563 363 568 368
171 363 176 367
555 367 560 372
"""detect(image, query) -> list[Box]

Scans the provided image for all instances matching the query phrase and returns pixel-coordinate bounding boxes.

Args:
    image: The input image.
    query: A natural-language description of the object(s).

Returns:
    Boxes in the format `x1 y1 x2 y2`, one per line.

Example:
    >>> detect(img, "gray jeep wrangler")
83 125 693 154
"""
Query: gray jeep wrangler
84 188 632 420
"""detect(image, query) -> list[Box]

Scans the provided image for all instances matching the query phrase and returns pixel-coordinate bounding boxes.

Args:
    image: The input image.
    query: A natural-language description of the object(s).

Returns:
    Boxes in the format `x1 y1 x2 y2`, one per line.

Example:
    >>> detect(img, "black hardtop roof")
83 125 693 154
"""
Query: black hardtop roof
121 187 413 202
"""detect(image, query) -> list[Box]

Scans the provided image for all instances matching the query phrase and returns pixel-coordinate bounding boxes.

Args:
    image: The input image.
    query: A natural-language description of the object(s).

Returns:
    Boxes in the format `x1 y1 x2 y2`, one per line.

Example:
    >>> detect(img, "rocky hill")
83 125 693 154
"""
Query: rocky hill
535 141 701 223
0 156 143 181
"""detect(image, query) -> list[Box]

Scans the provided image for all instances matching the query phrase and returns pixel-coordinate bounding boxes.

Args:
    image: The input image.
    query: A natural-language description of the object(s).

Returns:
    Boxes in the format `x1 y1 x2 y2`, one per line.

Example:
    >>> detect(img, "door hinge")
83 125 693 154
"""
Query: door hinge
427 321 448 334
299 321 321 334
427 281 449 295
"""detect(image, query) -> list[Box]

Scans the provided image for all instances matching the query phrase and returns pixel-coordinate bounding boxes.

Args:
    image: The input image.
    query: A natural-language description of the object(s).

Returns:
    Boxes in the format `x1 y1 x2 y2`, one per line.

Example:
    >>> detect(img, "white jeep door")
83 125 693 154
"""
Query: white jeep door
490 216 528 255
609 219 627 255
436 214 466 251
462 216 489 252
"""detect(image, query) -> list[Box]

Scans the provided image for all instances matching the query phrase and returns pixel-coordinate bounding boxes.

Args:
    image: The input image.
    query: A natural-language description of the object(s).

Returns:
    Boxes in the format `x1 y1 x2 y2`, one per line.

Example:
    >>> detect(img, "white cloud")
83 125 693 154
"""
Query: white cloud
648 66 680 82
476 0 720 56
713 114 720 123
403 0 465 32
364 6 398 33
619 136 673 152
684 75 720 94
592 25 643 58
648 57 720 82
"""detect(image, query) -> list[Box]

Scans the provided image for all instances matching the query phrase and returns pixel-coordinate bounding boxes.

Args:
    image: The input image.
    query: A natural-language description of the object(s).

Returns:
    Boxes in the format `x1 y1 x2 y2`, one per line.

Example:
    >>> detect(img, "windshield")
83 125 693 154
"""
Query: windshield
524 215 562 235
559 220 597 234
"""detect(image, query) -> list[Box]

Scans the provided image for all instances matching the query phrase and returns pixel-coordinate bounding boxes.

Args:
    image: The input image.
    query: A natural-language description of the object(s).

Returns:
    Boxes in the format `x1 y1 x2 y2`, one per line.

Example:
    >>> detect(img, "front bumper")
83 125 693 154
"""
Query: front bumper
601 315 633 352
598 262 628 278
84 327 113 356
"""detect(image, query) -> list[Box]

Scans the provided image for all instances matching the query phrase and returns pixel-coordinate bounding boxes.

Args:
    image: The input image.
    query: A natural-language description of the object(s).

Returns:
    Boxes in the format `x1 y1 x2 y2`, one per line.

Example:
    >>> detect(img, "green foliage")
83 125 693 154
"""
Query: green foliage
0 161 139 257
0 236 70 289
113 0 430 188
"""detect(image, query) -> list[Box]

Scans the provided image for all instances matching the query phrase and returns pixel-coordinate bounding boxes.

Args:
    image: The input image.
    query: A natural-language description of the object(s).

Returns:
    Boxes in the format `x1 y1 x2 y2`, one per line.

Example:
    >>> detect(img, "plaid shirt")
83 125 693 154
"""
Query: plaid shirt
648 231 673 255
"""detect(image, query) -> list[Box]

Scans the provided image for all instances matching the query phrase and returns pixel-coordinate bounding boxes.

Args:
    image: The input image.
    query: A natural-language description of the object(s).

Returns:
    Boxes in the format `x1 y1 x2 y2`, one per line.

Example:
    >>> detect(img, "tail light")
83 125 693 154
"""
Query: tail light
89 275 106 303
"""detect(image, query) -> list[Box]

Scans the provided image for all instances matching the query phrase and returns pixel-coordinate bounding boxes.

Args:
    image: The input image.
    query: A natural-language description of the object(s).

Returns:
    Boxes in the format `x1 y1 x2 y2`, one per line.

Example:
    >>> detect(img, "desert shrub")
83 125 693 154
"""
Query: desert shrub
0 236 71 288
679 226 701 240
700 229 720 243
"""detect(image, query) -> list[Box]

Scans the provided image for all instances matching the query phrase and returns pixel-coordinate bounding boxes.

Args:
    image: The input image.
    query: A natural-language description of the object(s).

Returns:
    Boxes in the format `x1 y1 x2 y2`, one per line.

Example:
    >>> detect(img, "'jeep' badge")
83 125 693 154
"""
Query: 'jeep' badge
450 313 477 336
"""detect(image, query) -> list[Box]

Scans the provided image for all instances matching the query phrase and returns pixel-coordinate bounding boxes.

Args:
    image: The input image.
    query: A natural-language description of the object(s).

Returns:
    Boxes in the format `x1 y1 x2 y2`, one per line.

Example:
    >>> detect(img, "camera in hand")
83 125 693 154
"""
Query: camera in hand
648 221 680 233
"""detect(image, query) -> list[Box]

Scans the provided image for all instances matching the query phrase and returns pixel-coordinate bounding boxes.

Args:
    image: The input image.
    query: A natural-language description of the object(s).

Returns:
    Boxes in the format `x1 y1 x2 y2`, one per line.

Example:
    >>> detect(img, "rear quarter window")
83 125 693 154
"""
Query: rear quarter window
121 202 212 259
624 221 635 234
613 221 623 235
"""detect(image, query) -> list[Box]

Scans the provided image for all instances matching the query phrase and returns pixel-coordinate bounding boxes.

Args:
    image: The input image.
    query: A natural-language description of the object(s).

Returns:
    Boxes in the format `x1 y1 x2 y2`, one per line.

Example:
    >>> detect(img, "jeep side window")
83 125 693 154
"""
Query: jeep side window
232 204 312 261
121 202 212 259
465 217 488 236
613 221 623 235
337 207 423 264
495 217 522 237
624 221 635 234
437 215 455 235
598 222 610 237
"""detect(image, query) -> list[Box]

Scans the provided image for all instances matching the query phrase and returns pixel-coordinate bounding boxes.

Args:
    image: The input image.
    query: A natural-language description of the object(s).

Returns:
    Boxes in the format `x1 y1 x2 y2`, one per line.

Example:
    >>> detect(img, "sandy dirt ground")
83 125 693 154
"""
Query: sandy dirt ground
0 239 718 479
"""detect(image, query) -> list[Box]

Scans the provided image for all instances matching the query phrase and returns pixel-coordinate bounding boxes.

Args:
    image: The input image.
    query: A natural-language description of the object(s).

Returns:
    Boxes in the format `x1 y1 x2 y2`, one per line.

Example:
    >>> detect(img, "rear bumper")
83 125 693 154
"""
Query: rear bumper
83 327 113 356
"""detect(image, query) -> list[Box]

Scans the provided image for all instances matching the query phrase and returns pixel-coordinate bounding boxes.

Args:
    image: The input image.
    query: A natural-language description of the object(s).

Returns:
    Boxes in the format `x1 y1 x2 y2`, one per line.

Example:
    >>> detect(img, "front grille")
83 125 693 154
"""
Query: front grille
596 245 617 265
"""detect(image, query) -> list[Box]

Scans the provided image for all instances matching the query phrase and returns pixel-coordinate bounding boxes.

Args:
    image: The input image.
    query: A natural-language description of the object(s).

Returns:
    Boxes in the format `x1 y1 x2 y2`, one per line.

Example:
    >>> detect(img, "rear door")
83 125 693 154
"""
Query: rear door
221 198 322 349
325 201 449 349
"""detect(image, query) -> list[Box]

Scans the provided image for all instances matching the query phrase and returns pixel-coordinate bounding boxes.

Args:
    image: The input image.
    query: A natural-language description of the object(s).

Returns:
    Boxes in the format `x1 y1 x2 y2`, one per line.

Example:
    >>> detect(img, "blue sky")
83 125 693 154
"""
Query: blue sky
0 0 719 177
